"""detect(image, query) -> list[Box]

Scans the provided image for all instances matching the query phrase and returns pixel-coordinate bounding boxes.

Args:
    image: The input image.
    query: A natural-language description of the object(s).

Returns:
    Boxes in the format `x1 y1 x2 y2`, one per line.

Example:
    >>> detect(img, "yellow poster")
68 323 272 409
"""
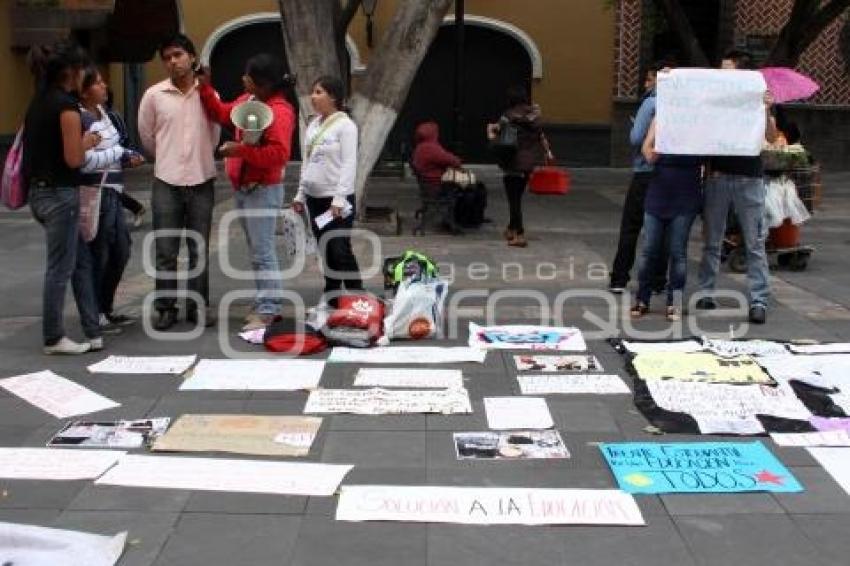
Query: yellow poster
632 352 774 384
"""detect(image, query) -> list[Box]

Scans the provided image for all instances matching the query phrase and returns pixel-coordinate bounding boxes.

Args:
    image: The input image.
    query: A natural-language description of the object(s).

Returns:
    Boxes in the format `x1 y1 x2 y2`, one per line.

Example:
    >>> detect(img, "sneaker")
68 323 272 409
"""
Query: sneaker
98 314 123 335
89 336 104 351
133 204 146 228
666 306 681 322
242 313 275 332
630 302 649 318
105 312 135 326
749 304 767 325
695 297 718 310
43 336 91 355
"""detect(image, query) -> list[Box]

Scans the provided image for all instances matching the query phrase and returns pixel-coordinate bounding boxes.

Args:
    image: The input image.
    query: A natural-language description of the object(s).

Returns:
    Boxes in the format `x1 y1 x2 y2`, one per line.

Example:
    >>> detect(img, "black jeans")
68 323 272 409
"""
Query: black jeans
90 188 131 315
119 191 144 215
151 178 215 312
306 195 363 295
503 173 529 234
610 172 667 288
29 185 101 344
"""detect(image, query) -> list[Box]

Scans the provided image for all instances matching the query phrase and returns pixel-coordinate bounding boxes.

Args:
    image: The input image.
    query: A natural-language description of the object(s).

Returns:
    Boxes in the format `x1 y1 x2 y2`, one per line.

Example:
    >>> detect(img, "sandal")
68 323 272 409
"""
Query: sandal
666 306 681 322
630 302 649 318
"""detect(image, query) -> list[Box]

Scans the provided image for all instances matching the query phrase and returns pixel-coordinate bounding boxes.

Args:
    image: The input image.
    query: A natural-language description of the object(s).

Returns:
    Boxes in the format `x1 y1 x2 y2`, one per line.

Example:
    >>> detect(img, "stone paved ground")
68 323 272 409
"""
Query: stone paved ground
1 165 850 565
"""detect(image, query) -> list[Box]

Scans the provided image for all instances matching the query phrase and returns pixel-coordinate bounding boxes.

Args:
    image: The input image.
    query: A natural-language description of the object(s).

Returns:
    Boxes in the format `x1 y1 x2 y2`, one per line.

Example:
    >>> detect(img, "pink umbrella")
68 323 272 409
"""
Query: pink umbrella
760 67 820 103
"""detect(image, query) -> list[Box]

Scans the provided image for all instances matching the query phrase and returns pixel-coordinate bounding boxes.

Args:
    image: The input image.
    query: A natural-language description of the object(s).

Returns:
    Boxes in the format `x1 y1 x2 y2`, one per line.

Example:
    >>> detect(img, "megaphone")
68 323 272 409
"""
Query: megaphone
230 100 273 145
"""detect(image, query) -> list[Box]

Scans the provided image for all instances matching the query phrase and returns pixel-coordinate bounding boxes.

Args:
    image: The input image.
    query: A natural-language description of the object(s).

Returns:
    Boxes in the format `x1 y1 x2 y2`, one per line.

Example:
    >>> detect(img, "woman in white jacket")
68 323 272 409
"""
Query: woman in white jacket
292 76 363 307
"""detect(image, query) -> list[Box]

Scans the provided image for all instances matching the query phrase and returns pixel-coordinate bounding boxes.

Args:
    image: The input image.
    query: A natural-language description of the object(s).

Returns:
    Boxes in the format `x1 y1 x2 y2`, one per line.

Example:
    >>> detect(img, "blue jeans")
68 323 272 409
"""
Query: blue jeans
90 187 130 315
29 185 101 345
637 212 696 306
235 184 285 315
698 174 770 307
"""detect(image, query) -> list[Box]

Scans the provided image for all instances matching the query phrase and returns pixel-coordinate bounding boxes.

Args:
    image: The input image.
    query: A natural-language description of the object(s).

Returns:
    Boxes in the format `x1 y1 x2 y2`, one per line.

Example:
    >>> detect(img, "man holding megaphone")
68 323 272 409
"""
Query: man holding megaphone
197 53 296 331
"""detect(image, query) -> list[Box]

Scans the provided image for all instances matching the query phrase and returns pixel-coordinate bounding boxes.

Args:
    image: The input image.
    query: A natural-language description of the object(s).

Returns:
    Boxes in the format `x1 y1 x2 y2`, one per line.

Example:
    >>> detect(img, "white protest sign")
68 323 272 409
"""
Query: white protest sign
647 380 811 434
329 347 486 364
0 522 127 566
469 323 587 351
353 368 464 389
517 374 630 395
87 355 197 375
758 354 850 389
0 370 119 418
304 388 472 415
808 447 850 496
789 343 850 354
514 355 603 373
771 430 850 447
95 454 352 496
0 448 124 480
180 359 325 391
336 486 645 525
619 340 703 354
702 339 790 358
656 68 766 156
830 392 850 414
484 397 554 430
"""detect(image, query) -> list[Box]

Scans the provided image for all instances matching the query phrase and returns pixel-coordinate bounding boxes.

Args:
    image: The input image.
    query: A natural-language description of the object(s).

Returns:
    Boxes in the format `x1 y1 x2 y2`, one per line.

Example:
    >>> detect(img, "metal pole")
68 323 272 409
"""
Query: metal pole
452 0 465 156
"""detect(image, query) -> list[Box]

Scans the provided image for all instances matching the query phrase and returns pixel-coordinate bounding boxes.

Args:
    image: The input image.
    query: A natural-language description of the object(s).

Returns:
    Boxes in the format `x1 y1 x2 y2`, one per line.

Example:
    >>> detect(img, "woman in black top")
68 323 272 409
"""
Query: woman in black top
486 85 553 248
23 41 103 354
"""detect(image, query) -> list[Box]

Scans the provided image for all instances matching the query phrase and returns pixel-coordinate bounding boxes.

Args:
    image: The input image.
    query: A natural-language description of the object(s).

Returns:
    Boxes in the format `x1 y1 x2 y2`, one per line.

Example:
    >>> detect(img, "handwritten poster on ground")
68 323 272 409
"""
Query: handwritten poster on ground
514 355 602 372
702 339 790 358
47 418 170 449
469 323 586 351
152 414 322 457
179 359 324 391
618 340 703 355
757 354 850 389
0 370 120 418
808 447 850 496
304 388 472 415
600 442 802 494
646 380 811 434
329 346 486 364
484 397 554 430
335 485 645 525
0 448 124 480
656 68 767 156
770 430 850 447
633 352 774 384
87 355 197 375
353 368 464 389
789 343 850 354
518 374 630 395
454 430 569 460
0 522 127 566
95 454 352 496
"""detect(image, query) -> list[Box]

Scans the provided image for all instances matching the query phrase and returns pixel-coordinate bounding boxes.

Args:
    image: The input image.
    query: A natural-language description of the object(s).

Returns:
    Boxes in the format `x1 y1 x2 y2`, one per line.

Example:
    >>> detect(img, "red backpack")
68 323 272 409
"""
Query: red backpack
1 127 26 210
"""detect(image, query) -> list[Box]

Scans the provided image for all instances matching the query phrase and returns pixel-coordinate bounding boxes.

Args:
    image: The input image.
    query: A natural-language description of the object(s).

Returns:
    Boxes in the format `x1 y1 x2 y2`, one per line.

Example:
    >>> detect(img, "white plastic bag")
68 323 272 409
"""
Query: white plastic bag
765 177 810 228
782 179 811 226
380 278 449 343
281 207 317 258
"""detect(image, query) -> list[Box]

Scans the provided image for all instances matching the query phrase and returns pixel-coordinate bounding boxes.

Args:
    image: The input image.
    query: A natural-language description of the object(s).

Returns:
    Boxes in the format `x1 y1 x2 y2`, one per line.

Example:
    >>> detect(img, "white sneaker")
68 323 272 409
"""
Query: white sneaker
89 337 104 351
43 336 91 355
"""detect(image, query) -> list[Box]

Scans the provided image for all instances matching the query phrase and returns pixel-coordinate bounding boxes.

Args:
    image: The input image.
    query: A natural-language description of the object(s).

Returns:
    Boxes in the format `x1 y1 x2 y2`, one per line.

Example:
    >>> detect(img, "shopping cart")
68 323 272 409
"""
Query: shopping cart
723 162 821 273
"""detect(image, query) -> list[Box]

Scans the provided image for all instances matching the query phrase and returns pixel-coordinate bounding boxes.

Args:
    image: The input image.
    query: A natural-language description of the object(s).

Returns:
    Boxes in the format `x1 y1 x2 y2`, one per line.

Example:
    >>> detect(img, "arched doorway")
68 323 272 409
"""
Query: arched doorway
386 21 534 163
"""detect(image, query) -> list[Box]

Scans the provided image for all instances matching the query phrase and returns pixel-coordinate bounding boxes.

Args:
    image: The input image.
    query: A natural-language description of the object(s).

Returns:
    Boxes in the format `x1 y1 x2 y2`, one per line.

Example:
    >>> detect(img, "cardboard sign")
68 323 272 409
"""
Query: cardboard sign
600 442 803 494
656 68 767 156
336 486 645 525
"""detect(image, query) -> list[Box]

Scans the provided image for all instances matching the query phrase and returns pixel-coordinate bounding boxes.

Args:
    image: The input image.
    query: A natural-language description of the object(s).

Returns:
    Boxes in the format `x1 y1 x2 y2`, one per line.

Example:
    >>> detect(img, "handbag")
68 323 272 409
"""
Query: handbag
440 167 476 188
1 127 26 210
529 159 571 195
79 171 108 242
281 206 317 258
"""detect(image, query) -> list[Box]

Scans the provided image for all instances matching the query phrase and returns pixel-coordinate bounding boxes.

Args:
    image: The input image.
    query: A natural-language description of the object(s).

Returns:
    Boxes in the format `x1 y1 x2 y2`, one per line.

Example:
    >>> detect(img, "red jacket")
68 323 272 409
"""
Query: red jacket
411 122 461 186
198 83 295 189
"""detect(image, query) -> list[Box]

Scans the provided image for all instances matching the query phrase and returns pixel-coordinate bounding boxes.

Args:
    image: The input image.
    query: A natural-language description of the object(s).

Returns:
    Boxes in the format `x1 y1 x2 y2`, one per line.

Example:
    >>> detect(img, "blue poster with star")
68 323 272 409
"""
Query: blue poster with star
599 442 803 494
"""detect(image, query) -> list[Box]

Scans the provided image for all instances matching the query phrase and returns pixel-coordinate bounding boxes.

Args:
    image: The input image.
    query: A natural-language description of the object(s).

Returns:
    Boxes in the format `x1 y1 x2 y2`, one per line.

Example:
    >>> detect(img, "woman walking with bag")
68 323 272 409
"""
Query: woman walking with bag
23 41 103 354
292 76 362 309
487 85 553 248
198 53 296 331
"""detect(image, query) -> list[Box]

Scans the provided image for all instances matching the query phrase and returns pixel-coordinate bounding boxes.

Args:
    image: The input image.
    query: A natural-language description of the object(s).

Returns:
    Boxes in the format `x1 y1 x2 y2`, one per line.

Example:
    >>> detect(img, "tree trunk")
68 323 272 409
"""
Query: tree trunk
350 0 454 213
278 0 344 129
766 0 850 67
651 0 710 66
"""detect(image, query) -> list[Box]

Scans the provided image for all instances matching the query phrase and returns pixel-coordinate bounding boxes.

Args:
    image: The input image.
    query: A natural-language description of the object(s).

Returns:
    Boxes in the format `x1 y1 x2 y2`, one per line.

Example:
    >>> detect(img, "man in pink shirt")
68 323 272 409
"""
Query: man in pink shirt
138 34 220 331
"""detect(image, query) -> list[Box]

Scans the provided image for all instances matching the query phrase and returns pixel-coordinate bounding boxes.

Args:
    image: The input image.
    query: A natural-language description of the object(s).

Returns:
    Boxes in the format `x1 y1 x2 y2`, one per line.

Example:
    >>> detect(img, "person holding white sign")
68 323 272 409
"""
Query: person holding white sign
696 50 778 324
631 119 704 321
